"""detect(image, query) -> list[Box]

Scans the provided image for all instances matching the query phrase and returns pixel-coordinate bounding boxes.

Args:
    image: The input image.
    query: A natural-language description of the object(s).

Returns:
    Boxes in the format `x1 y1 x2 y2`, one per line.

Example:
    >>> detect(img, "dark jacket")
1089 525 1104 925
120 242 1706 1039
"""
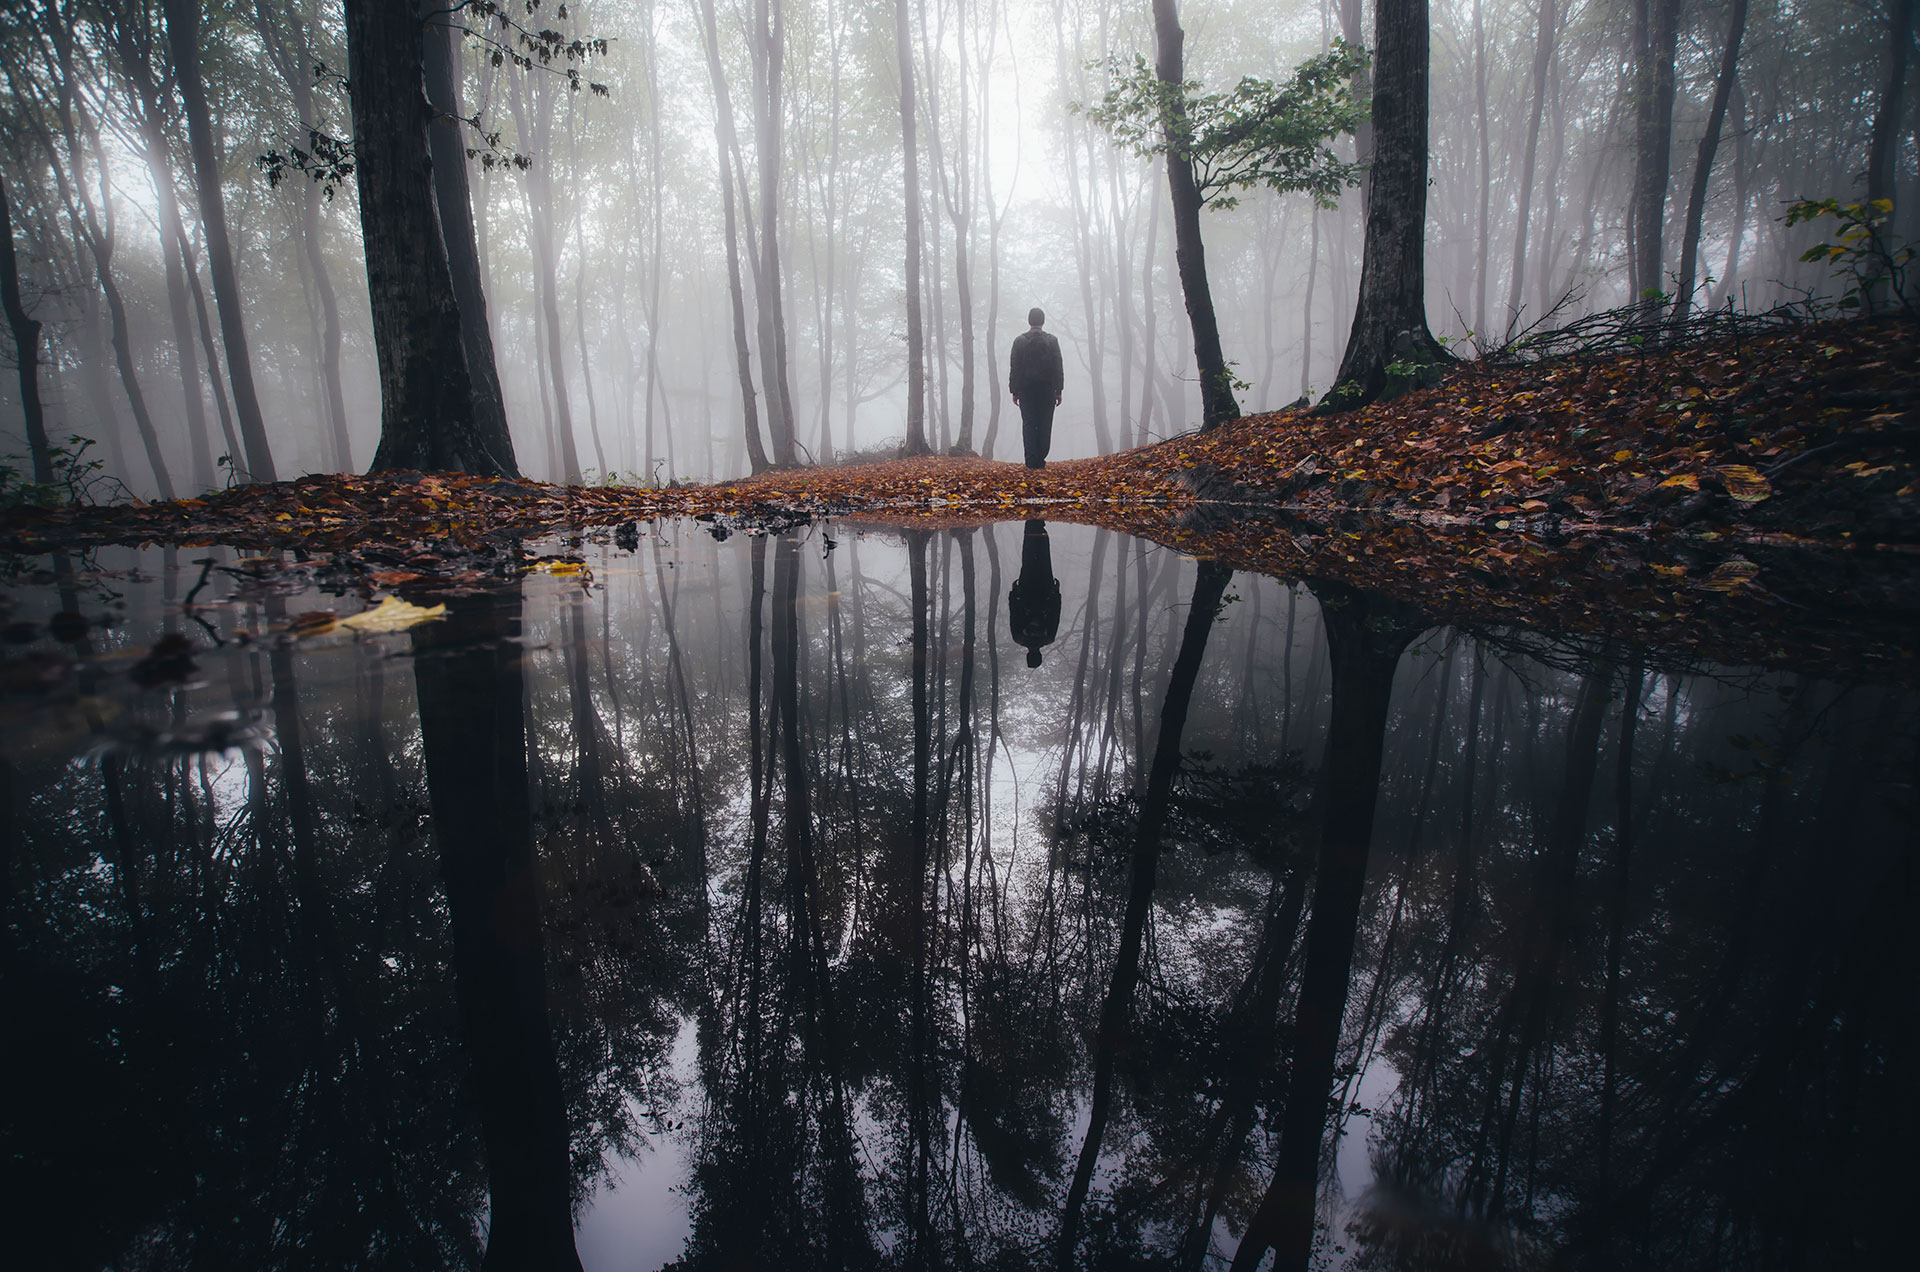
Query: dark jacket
1008 328 1064 399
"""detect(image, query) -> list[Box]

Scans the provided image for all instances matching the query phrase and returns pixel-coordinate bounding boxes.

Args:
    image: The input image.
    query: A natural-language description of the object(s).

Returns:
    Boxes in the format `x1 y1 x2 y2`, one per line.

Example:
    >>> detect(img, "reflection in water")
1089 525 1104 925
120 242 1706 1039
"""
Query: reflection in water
1 521 1914 1270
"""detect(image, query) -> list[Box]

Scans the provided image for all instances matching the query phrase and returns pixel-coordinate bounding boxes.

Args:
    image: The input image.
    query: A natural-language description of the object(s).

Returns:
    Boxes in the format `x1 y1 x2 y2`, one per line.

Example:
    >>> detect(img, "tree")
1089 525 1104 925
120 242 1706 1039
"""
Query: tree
1629 0 1682 309
342 0 508 474
1674 0 1748 319
159 0 277 482
895 0 931 455
1088 12 1366 429
0 173 51 484
1324 0 1444 408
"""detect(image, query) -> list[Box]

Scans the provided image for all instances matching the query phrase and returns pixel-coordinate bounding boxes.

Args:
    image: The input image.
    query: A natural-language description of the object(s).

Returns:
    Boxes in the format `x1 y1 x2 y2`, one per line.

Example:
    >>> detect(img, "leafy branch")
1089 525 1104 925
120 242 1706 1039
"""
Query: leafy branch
1080 39 1369 210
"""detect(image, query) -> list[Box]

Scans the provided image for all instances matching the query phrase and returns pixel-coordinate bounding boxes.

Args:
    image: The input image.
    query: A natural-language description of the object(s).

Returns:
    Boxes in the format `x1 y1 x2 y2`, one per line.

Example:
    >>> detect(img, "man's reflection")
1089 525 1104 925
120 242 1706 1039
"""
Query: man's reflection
1008 520 1061 668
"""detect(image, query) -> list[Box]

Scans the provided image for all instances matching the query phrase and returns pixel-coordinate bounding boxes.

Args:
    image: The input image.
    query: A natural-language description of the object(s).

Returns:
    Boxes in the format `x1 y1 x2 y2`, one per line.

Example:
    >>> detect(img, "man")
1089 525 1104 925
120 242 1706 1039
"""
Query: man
1008 519 1061 668
1008 307 1064 470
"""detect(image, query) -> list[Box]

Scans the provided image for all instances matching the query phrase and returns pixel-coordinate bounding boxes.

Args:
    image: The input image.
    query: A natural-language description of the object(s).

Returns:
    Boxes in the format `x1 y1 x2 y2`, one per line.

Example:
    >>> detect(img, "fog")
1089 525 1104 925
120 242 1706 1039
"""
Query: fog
0 0 1909 496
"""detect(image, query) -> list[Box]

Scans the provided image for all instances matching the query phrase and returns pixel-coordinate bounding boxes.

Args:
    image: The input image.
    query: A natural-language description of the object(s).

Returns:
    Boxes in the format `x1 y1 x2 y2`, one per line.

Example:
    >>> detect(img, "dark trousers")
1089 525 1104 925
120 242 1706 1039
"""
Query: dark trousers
1018 396 1056 468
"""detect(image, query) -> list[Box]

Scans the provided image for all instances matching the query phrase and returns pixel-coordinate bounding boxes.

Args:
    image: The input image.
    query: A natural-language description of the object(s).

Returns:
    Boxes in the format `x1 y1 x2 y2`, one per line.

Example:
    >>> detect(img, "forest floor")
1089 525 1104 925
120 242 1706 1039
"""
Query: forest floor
3 316 1916 680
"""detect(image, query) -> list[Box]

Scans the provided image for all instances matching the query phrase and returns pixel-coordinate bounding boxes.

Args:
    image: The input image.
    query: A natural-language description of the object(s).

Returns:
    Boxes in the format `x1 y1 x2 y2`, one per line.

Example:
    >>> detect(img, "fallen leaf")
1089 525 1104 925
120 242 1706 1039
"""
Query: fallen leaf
338 595 447 634
1659 473 1701 491
1712 464 1772 504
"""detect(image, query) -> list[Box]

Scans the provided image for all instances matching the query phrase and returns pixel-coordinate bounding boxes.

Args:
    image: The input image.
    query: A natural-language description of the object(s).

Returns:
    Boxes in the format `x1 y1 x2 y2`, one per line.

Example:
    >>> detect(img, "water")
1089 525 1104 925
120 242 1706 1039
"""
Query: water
1 520 1912 1270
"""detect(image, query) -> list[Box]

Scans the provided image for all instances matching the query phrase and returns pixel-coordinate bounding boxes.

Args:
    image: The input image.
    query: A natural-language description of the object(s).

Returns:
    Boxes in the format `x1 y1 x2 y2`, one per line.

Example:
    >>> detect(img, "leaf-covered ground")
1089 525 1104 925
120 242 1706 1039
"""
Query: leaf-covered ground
3 317 1914 681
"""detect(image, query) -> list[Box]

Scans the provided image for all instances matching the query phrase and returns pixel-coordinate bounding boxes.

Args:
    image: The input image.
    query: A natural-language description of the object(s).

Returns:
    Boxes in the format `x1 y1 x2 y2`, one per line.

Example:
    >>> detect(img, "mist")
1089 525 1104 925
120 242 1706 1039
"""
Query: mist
0 0 1909 498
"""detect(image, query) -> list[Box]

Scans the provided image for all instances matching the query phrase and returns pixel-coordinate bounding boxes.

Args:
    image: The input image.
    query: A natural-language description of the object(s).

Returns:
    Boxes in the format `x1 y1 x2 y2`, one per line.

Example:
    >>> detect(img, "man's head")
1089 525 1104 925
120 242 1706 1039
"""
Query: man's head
1028 307 1046 328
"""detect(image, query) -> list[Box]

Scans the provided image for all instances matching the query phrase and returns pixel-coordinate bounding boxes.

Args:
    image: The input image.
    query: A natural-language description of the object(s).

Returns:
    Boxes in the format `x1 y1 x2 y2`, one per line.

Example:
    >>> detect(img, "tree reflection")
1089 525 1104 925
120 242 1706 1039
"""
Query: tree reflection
3 523 1914 1270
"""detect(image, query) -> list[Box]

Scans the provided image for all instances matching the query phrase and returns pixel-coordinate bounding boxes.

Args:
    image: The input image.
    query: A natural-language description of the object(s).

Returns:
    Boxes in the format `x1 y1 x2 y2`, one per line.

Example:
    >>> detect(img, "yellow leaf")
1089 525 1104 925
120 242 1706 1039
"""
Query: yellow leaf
338 595 447 634
1713 464 1772 504
1703 558 1760 592
1658 473 1700 491
1612 449 1633 462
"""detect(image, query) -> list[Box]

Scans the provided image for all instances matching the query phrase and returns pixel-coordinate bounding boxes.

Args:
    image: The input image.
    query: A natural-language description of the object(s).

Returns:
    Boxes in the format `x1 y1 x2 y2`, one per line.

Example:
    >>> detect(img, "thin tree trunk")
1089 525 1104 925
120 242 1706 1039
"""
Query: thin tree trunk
896 0 931 455
160 0 277 481
697 0 770 474
1152 0 1240 430
1473 0 1490 336
1674 0 1747 320
1504 0 1557 337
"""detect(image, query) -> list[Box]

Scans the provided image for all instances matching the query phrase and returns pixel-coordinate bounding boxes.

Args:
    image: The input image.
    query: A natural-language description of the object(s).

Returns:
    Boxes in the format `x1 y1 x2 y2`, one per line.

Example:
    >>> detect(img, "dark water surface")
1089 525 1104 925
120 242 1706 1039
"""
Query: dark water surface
1 520 1912 1271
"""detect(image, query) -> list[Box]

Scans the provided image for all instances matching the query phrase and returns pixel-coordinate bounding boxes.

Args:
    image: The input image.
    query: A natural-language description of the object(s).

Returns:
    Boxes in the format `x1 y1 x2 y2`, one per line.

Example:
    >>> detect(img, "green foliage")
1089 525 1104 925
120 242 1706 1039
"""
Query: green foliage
1785 197 1914 317
0 435 109 509
1080 40 1370 211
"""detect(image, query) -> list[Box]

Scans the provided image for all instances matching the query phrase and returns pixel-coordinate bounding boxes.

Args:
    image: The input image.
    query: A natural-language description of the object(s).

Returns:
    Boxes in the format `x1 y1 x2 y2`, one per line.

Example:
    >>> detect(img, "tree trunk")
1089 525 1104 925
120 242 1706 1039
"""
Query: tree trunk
0 175 51 484
343 0 502 474
1325 0 1444 407
1230 582 1426 1272
754 0 799 464
160 0 278 482
411 583 583 1271
1504 0 1556 337
697 0 771 474
1629 0 1681 308
1152 0 1240 430
1673 0 1747 320
423 13 518 475
896 0 931 454
133 105 217 489
1473 0 1489 336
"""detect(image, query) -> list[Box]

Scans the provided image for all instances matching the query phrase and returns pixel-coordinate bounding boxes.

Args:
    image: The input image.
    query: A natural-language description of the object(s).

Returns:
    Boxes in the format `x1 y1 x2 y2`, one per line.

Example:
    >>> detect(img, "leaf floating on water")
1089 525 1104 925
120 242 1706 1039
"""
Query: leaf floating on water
337 596 447 634
1713 465 1772 504
1703 558 1760 592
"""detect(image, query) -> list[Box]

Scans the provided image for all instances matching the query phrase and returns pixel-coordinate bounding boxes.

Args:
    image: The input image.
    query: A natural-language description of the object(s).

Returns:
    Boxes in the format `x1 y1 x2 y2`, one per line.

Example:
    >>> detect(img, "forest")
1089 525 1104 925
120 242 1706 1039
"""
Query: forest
0 0 1911 501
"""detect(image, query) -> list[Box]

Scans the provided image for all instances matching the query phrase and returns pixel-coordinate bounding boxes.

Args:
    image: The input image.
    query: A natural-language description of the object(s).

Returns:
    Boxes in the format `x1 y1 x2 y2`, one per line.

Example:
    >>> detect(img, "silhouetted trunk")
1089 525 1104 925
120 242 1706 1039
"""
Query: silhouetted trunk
1629 0 1681 308
424 13 517 474
1231 582 1426 1272
1674 0 1746 320
1326 0 1444 407
160 0 277 482
1866 0 1914 306
753 0 798 465
1152 0 1240 430
344 0 504 475
696 0 770 474
896 0 931 455
1059 561 1234 1268
0 175 50 484
1473 0 1489 336
1504 0 1557 336
412 583 581 1271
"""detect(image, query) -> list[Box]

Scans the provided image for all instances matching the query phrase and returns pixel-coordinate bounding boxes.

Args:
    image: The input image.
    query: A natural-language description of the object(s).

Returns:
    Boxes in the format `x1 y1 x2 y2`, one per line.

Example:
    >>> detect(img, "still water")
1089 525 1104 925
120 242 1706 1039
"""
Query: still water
1 520 1912 1270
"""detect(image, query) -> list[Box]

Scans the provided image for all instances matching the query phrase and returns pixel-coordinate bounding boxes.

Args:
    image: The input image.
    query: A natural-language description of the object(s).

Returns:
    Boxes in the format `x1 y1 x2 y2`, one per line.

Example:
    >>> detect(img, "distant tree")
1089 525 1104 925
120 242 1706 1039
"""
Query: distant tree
895 0 931 456
1088 8 1366 430
1324 0 1445 409
159 0 278 482
1673 0 1748 320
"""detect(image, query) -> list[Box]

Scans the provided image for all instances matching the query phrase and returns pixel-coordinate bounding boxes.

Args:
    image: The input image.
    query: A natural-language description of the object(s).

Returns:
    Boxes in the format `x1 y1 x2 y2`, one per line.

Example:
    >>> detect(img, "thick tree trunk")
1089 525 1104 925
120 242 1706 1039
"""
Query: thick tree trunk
160 0 277 482
1473 0 1489 336
1230 582 1426 1272
896 0 931 454
1326 0 1443 407
424 14 518 475
1867 0 1915 211
1152 0 1240 430
1629 0 1681 308
412 584 583 1271
343 0 501 474
1674 0 1747 319
1504 0 1557 337
0 175 51 484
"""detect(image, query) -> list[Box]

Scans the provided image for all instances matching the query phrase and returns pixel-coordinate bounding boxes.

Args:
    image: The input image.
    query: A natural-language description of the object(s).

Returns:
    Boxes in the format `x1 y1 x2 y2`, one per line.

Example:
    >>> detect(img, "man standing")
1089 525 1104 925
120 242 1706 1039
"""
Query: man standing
1008 307 1064 470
